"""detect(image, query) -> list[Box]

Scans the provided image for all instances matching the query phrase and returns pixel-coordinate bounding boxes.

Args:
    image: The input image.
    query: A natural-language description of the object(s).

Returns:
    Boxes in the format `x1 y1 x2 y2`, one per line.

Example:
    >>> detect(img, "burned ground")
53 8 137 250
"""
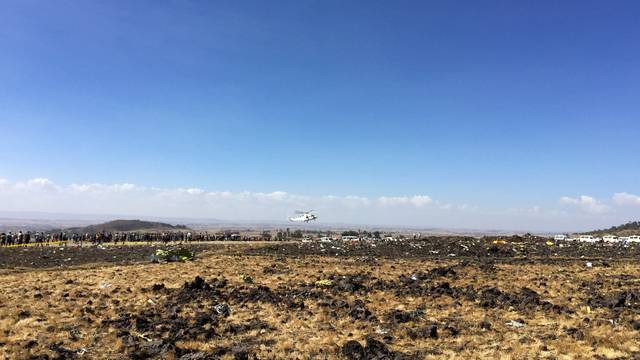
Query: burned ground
245 237 640 260
2 239 640 359
0 244 215 270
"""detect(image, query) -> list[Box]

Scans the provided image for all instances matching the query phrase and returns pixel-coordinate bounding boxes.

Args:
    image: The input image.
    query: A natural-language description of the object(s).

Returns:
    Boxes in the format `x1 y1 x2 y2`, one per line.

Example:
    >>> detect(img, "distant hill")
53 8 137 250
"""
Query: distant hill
67 219 189 233
586 221 640 236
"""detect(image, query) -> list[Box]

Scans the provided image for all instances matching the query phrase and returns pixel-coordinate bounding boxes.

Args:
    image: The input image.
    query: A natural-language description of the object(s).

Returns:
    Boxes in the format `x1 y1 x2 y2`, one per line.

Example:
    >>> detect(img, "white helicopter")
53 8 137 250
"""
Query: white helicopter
289 210 318 222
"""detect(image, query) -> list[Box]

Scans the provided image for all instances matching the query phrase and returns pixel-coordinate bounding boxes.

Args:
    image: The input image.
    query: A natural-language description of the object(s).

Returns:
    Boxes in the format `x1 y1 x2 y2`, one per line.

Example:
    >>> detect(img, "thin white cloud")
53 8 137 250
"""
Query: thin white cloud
559 195 611 214
182 188 205 195
0 178 440 221
322 195 370 207
14 178 59 192
507 206 548 216
69 183 139 193
612 192 640 206
377 195 433 207
1 177 635 231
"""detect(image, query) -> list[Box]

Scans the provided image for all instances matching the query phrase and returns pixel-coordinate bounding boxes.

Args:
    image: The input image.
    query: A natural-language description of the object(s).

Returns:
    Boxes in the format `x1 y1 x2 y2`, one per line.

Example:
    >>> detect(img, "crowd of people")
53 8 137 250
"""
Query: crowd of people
0 230 259 247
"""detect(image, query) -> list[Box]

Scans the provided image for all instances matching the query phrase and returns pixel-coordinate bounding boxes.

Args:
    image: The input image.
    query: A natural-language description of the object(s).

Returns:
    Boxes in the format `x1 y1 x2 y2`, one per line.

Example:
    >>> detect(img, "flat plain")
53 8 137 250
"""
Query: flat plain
1 238 640 359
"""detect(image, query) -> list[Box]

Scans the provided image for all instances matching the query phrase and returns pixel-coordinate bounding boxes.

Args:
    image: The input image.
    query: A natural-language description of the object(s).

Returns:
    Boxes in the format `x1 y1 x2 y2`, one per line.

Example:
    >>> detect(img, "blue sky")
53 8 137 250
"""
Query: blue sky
1 1 639 231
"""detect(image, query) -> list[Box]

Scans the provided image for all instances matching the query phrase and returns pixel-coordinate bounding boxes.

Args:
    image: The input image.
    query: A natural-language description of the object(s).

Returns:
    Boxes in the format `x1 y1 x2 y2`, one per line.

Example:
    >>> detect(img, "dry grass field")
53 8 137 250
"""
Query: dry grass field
1 241 640 359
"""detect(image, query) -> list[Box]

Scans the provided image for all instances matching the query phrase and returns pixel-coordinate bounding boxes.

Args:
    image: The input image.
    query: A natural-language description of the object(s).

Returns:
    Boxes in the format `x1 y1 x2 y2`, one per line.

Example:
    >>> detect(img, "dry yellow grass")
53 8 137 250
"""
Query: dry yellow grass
1 244 639 359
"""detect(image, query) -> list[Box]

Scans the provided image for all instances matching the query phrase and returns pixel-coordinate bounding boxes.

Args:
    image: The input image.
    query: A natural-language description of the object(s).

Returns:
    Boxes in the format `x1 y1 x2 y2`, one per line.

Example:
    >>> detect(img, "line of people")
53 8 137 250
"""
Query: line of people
0 230 260 246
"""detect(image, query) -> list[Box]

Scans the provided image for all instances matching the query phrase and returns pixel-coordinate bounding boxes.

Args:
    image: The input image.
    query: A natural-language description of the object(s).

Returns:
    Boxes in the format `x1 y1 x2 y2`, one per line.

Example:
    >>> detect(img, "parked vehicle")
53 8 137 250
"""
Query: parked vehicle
603 235 619 243
554 234 567 241
627 235 640 243
579 235 597 243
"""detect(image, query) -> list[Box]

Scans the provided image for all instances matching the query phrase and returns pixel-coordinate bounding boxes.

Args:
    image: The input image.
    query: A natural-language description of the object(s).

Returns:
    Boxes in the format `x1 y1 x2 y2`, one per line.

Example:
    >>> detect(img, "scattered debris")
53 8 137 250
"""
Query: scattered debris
506 320 525 328
315 279 334 287
214 303 231 317
151 248 195 263
6 236 640 358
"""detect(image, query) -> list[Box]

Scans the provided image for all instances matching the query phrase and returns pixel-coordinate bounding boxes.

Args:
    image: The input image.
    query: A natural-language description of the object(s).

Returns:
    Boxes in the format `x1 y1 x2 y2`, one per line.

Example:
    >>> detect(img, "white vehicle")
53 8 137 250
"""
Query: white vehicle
319 236 333 243
627 235 640 243
289 210 318 223
579 235 597 243
554 235 567 241
342 236 359 241
602 235 619 243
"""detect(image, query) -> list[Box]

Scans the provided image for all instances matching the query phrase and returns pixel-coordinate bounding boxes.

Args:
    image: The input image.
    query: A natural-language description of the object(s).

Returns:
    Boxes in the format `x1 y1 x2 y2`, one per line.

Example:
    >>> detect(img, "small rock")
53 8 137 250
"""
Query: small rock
342 340 364 359
151 283 165 291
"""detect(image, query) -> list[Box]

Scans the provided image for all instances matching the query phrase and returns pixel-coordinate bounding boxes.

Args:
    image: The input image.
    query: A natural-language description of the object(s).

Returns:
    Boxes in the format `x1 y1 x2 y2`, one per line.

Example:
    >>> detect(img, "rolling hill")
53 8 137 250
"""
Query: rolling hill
586 221 640 236
67 219 189 233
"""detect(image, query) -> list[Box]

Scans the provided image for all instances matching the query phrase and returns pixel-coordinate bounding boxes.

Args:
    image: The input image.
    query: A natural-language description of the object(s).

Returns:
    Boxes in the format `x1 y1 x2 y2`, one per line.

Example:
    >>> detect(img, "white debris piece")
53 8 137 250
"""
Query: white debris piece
506 320 525 328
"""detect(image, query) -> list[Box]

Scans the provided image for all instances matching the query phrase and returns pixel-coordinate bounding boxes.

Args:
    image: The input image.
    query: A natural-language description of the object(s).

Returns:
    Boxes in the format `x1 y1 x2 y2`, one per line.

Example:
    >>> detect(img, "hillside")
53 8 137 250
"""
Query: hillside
67 219 189 233
586 221 640 236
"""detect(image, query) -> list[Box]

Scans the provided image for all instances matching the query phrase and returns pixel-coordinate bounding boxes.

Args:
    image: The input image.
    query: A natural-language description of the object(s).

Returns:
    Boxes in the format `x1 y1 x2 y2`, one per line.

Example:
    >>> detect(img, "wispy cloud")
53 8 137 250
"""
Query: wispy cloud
612 192 640 206
377 195 433 207
1 177 637 231
0 178 442 222
559 195 611 214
